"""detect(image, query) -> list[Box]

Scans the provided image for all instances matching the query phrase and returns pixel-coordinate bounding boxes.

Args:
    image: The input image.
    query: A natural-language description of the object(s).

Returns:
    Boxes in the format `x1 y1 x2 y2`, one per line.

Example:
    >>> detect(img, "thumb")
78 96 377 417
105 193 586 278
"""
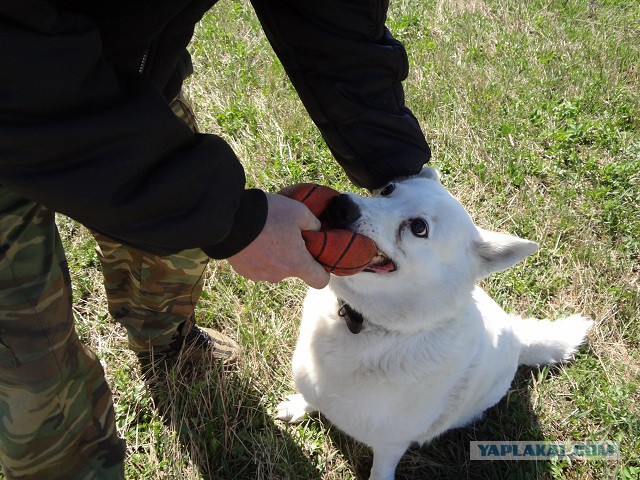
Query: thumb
297 204 322 232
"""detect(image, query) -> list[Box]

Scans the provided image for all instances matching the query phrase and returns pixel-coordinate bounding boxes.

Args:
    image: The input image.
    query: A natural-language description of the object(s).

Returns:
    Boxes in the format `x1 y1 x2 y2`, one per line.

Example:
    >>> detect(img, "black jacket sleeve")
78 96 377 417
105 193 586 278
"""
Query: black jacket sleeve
250 0 430 191
0 1 267 258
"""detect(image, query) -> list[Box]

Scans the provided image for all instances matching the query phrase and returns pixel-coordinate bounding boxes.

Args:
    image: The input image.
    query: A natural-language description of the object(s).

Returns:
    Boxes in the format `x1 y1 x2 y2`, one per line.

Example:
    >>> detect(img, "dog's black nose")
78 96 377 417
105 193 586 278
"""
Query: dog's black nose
324 194 361 229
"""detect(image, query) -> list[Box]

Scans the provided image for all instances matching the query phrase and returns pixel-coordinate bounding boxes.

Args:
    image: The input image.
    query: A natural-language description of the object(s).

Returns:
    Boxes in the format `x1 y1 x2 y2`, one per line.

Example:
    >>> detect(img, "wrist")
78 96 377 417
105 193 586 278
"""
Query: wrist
201 189 268 259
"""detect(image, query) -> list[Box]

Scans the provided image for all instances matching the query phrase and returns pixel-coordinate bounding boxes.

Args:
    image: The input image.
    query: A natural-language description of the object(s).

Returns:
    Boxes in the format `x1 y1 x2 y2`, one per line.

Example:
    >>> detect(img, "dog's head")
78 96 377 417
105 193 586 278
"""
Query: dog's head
325 167 538 330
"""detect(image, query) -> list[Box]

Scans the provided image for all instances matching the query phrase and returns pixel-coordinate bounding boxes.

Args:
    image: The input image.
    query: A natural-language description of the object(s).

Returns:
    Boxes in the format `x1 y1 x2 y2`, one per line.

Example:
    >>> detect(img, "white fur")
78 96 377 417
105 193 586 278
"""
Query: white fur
277 168 593 480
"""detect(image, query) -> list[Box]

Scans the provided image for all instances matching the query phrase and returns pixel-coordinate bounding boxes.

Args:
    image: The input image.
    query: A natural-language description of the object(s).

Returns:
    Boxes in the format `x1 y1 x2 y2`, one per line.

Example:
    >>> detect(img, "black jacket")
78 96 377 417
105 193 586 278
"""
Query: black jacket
0 0 429 258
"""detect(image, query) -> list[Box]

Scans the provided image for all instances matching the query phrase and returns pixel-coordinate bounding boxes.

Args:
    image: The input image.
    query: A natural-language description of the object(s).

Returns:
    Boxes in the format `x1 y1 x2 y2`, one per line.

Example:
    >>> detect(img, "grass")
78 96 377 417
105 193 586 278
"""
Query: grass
22 0 640 478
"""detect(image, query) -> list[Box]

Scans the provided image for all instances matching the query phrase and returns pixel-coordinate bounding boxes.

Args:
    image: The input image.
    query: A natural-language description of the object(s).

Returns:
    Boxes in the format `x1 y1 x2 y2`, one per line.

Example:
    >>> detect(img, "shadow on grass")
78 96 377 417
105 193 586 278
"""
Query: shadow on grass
143 358 563 479
144 357 322 480
326 366 556 480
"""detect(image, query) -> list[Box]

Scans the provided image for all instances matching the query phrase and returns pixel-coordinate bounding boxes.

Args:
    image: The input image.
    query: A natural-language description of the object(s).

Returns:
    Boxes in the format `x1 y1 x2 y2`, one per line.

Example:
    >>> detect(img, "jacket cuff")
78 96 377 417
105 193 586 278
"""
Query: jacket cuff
202 188 268 259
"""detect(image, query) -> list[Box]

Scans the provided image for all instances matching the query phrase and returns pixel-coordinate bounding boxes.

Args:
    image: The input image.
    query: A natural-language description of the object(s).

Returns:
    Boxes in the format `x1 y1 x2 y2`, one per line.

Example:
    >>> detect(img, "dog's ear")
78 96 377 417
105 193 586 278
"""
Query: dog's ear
474 228 538 278
418 166 441 183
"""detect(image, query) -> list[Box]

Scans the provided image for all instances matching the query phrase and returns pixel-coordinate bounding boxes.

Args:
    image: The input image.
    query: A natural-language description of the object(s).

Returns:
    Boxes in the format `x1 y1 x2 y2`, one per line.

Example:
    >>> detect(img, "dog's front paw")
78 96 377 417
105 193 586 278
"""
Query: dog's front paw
276 393 314 423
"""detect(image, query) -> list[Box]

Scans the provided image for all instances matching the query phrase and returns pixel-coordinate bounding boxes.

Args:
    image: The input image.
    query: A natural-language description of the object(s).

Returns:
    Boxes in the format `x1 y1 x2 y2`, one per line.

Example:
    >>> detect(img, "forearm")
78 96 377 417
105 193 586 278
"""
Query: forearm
0 2 267 257
250 0 430 190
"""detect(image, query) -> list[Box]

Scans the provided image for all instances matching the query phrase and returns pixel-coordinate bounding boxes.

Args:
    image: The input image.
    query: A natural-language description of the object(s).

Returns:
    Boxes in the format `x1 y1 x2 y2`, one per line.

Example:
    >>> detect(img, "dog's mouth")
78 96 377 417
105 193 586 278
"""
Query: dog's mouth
363 249 397 274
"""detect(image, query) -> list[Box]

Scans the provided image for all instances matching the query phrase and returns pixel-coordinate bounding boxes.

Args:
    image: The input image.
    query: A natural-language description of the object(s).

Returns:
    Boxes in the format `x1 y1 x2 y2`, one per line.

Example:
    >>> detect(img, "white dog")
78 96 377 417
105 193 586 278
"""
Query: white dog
277 167 593 480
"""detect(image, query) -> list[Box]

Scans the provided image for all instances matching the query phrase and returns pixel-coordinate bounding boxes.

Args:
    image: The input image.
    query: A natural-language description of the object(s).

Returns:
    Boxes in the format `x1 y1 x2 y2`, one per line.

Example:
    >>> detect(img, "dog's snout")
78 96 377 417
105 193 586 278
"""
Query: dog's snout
325 194 361 229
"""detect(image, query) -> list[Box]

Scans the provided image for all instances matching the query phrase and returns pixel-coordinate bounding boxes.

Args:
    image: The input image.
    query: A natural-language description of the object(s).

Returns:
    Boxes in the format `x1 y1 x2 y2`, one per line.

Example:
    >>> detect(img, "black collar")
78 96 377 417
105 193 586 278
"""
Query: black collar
337 299 364 334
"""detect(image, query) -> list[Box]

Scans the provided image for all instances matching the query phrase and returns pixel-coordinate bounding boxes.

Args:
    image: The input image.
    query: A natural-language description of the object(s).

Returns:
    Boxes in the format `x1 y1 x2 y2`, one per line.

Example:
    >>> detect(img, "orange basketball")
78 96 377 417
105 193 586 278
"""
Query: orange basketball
301 229 377 276
279 183 378 276
277 183 340 224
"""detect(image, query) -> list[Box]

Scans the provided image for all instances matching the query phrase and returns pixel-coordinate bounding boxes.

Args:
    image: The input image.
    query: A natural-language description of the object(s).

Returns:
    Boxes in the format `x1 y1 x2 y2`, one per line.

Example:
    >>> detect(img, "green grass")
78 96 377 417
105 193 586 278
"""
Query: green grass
44 0 640 478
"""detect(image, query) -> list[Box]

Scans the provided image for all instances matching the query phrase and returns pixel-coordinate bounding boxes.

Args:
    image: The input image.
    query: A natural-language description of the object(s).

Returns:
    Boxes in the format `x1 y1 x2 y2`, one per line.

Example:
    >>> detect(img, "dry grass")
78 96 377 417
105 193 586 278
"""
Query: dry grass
16 0 638 479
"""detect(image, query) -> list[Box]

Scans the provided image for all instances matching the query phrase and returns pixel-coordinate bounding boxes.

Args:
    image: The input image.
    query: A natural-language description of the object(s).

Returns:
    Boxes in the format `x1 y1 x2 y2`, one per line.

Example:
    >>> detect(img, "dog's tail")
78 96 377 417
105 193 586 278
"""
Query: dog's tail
512 314 593 366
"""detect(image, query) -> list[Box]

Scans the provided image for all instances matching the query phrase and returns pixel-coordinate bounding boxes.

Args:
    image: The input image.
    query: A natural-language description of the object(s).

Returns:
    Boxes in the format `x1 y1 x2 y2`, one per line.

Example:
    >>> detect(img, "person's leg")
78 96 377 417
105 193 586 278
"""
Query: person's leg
0 188 125 480
93 233 211 353
94 91 239 363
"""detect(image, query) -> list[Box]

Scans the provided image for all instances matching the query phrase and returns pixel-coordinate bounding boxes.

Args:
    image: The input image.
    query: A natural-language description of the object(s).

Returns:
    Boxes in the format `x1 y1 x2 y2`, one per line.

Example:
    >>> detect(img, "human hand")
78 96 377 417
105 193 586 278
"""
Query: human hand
227 192 330 289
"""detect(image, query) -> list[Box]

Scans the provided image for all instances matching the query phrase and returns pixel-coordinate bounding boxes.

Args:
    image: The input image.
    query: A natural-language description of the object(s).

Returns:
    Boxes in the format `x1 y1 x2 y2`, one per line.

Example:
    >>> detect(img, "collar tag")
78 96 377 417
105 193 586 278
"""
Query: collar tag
338 300 364 334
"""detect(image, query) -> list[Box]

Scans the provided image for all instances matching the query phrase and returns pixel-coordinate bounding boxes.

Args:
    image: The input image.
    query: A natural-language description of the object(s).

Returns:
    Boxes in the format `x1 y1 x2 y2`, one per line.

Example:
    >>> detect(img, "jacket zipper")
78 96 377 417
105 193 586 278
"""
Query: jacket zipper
138 50 149 74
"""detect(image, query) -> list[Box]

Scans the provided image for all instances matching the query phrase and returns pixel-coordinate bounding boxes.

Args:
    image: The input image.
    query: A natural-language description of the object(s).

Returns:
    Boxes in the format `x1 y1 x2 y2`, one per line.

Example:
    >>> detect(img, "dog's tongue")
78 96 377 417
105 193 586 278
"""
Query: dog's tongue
364 253 397 273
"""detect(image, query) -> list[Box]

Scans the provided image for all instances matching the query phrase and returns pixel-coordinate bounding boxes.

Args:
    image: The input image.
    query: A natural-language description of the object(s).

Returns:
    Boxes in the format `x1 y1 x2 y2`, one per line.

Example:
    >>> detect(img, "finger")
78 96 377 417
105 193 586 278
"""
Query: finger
300 256 330 289
297 205 322 231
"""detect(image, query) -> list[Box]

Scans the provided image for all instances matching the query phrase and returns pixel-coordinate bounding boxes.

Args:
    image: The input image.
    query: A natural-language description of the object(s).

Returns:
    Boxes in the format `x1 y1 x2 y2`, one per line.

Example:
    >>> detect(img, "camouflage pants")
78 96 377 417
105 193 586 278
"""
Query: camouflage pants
0 94 209 479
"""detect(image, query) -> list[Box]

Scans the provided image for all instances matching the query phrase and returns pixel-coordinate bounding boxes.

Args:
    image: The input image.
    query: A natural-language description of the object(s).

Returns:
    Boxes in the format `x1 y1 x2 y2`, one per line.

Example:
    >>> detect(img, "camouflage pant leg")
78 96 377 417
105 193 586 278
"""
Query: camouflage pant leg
170 89 199 134
0 187 125 480
93 92 210 354
92 234 209 353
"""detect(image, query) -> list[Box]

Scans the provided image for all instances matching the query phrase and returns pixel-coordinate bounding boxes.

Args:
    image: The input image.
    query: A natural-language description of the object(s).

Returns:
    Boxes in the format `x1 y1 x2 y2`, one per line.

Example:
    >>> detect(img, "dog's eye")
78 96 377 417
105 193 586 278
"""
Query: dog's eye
380 183 396 196
410 218 429 238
